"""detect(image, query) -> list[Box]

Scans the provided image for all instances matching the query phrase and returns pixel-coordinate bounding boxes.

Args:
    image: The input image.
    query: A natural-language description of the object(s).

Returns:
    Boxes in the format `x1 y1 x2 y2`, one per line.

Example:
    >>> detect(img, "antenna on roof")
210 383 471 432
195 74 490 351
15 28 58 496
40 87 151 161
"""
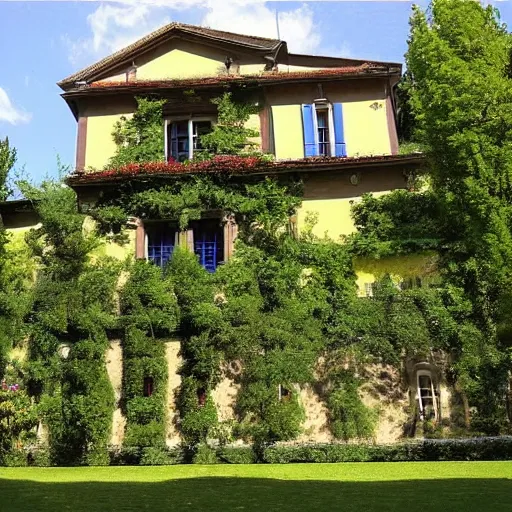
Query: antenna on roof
275 9 281 40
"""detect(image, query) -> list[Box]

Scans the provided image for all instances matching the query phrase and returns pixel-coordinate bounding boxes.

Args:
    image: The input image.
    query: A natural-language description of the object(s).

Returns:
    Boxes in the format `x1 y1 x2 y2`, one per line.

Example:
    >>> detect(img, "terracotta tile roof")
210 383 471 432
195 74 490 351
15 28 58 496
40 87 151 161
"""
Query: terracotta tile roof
58 22 282 89
63 65 398 98
66 154 425 186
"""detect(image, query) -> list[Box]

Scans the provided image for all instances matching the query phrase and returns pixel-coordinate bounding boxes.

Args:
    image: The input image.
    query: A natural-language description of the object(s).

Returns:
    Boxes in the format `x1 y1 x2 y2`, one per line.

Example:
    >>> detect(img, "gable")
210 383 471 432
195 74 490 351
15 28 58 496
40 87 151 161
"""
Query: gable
98 39 267 83
58 22 282 89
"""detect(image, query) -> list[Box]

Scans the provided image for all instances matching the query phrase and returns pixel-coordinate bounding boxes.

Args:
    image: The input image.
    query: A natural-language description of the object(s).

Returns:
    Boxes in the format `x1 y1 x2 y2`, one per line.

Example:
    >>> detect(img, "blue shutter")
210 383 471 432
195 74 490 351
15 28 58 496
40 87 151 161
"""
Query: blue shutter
333 103 347 157
302 104 318 157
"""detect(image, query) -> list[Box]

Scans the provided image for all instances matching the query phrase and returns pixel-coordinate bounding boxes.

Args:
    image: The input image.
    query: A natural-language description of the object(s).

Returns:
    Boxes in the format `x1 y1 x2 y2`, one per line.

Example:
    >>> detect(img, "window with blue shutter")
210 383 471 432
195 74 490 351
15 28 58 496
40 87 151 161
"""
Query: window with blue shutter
302 104 318 157
146 223 176 269
332 103 347 157
192 219 224 272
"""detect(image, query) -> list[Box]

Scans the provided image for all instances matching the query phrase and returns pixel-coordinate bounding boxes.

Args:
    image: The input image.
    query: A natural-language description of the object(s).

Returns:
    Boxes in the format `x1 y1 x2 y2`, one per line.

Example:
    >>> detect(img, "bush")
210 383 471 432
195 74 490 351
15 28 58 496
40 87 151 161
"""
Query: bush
28 446 52 467
86 448 110 466
192 443 218 464
2 449 27 467
109 445 184 466
140 446 181 466
216 446 257 464
262 437 512 463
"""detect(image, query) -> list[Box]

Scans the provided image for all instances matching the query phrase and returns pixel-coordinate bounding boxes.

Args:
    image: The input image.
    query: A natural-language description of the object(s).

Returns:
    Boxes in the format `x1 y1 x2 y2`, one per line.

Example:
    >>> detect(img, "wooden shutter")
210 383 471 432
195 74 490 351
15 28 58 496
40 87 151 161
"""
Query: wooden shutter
333 103 347 157
301 104 318 157
135 219 145 260
169 123 178 161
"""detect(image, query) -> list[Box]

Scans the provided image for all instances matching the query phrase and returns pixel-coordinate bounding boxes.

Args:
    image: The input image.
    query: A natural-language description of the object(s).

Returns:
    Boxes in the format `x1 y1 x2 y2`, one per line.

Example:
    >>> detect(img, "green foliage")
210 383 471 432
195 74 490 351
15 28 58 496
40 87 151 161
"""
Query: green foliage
348 191 441 257
262 437 512 463
216 446 256 464
405 0 512 427
0 136 16 200
22 181 120 465
198 92 260 157
109 97 166 168
192 443 219 464
326 371 377 441
0 389 38 463
120 261 178 449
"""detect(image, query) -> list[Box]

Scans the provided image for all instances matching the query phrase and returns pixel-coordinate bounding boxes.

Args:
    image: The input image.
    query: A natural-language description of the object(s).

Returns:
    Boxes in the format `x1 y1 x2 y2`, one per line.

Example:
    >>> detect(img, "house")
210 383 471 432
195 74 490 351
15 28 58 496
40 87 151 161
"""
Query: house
58 22 429 291
2 23 453 448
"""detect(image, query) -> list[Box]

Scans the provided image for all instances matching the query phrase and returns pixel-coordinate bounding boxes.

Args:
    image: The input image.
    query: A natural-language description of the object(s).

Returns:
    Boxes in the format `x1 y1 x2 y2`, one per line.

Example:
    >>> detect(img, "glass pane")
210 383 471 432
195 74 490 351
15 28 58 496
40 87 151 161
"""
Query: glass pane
193 219 224 272
175 121 188 136
418 375 431 389
317 111 328 128
147 224 176 269
193 121 212 151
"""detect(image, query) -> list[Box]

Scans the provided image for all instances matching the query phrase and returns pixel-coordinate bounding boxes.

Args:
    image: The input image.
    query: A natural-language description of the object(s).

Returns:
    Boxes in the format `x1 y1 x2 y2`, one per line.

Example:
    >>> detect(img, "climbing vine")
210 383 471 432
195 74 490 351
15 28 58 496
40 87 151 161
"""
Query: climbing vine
22 181 121 464
120 260 178 448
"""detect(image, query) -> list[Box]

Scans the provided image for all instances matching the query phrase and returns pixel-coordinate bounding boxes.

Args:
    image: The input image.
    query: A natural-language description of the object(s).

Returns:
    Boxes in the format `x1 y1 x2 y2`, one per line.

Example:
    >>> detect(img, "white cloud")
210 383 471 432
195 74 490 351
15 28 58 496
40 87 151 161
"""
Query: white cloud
64 3 172 66
63 0 354 68
0 87 31 125
202 2 320 54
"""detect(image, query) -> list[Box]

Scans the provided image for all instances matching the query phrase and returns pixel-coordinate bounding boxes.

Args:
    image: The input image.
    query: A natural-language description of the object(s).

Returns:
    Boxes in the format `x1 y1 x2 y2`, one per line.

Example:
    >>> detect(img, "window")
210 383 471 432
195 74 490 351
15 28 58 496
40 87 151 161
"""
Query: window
143 377 154 397
364 282 380 298
400 277 423 291
197 387 206 407
302 103 347 157
166 119 212 162
278 385 292 402
416 370 439 421
192 219 224 272
316 109 330 156
146 223 177 269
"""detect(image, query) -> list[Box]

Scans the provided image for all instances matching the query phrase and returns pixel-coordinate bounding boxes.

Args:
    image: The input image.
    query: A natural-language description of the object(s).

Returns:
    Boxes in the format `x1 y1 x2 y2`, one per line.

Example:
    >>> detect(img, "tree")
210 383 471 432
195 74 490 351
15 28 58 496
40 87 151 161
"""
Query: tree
0 137 16 201
406 0 512 430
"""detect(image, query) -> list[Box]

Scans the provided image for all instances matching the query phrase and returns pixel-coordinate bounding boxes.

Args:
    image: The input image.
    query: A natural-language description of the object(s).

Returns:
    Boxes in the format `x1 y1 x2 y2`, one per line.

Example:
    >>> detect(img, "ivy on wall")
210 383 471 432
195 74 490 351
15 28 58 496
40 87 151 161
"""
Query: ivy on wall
120 261 178 448
22 181 120 465
5 67 512 465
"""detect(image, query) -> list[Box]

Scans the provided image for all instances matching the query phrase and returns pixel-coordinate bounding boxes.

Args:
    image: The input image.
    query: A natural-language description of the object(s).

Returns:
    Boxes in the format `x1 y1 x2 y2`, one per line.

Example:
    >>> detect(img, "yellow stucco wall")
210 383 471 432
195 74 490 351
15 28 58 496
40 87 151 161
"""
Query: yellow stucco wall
298 168 406 240
85 112 132 169
267 80 391 160
343 99 390 157
354 252 439 296
246 113 262 149
239 63 264 75
135 40 264 80
95 230 137 262
271 105 304 160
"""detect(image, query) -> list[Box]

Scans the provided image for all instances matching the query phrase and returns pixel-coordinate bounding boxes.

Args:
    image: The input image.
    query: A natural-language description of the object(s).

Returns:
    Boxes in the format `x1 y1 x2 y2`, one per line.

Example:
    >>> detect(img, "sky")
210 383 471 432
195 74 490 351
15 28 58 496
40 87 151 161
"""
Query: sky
1 0 512 184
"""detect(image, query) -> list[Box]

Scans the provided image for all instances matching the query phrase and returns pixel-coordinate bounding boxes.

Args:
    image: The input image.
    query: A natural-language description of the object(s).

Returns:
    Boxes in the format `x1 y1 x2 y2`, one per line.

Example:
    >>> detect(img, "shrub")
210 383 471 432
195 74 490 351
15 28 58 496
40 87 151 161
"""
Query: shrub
192 443 219 464
262 437 512 463
216 446 257 464
2 449 28 467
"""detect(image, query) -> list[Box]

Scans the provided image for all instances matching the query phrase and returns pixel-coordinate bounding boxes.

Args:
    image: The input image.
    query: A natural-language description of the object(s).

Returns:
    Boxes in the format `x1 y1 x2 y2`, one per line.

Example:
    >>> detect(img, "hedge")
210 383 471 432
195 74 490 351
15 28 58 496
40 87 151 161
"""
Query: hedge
5 438 512 466
262 437 512 463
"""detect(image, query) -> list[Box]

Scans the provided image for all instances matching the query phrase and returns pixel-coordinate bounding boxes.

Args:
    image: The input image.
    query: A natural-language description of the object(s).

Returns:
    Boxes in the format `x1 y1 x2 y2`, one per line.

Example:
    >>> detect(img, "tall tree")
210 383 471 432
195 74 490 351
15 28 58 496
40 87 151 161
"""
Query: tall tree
0 137 16 201
406 0 512 430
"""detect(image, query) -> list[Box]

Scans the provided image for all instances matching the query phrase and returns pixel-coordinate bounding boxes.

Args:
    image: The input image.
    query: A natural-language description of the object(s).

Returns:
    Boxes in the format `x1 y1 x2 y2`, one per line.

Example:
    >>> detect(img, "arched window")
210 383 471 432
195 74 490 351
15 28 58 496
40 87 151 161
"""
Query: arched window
416 370 439 420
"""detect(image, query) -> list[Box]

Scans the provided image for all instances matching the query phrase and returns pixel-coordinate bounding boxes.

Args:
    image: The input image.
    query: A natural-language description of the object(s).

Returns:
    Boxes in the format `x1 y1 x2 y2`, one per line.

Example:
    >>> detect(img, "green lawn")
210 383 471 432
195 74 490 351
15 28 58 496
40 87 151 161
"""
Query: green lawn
1 462 511 511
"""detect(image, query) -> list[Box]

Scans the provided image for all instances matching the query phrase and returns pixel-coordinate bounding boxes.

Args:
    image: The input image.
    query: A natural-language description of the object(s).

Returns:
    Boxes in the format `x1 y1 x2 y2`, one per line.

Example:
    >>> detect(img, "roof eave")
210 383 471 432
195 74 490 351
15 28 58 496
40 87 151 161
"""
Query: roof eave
61 68 401 99
66 154 425 188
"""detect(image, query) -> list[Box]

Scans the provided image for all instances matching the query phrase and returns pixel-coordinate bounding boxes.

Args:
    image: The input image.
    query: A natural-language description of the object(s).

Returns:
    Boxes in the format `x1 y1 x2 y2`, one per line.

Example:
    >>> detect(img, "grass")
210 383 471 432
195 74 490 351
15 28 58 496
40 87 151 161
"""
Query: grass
1 462 512 511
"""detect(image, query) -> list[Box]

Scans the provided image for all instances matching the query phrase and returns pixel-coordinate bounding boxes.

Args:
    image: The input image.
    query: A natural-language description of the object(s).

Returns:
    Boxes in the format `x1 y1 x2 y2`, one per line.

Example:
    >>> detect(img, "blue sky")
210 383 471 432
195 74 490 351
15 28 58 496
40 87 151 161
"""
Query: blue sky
1 0 511 184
